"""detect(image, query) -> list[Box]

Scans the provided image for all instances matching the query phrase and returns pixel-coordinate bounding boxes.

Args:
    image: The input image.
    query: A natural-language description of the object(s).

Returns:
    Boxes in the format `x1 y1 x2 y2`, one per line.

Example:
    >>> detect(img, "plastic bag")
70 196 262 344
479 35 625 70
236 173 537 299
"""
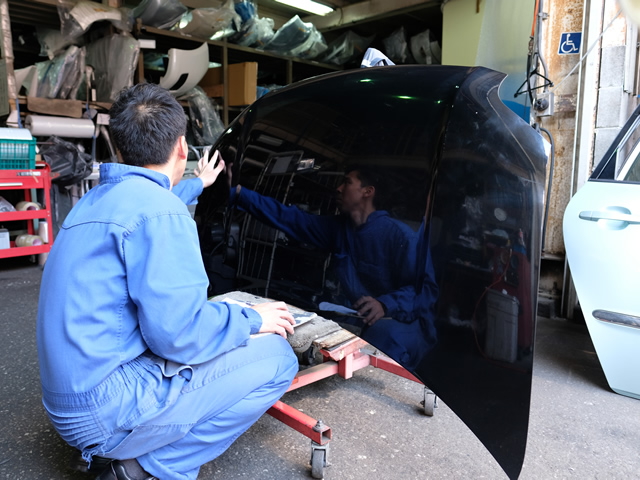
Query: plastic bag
36 45 86 99
382 26 411 64
41 136 93 187
360 47 395 68
231 16 274 48
177 0 241 40
264 15 327 59
132 0 187 30
0 196 15 213
56 0 133 46
234 0 257 24
319 30 374 66
183 87 225 146
36 27 77 60
86 34 139 102
288 24 327 60
410 29 441 65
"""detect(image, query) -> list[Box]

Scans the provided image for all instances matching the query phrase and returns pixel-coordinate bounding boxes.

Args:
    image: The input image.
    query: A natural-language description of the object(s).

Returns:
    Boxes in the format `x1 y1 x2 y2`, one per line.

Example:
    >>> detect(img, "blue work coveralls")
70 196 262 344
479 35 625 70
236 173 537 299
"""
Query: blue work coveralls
37 164 298 480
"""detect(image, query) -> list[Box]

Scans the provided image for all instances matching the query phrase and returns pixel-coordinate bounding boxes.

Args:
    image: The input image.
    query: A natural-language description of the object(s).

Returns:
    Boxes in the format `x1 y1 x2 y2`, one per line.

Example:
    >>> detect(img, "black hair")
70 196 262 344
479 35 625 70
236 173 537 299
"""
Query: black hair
345 164 386 208
109 83 187 167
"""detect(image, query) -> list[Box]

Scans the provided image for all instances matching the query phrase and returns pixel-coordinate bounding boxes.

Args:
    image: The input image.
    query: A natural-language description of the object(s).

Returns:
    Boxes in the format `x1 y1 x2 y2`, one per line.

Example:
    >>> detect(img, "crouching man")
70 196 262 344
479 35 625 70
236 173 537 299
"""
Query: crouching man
37 83 298 480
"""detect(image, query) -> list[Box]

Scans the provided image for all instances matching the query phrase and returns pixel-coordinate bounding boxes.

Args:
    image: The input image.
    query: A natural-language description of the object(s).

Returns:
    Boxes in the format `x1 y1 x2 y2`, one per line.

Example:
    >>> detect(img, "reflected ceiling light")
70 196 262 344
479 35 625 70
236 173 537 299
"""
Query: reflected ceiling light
274 0 334 16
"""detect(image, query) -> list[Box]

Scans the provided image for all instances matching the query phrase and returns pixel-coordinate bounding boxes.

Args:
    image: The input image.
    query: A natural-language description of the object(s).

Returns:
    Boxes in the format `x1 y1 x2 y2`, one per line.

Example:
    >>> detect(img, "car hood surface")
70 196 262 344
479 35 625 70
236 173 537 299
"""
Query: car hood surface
197 65 547 479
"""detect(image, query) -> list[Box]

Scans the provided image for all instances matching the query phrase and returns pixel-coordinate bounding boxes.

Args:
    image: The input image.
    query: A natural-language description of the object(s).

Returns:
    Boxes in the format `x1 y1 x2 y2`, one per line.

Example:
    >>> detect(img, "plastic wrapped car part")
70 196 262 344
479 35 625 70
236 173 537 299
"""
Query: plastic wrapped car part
361 47 395 67
319 30 374 66
231 16 274 48
132 0 187 30
410 29 441 65
58 47 85 99
159 42 209 98
56 0 133 47
382 26 410 64
264 15 308 53
14 66 38 97
86 34 139 102
264 15 327 59
234 0 256 24
184 87 225 146
177 0 241 40
288 24 327 60
36 45 86 99
36 27 77 60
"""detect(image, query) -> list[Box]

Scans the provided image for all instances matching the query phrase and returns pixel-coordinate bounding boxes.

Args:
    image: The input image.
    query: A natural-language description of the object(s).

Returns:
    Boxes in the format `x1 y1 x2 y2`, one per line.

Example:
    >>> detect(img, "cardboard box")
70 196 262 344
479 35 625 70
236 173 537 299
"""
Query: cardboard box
198 62 258 106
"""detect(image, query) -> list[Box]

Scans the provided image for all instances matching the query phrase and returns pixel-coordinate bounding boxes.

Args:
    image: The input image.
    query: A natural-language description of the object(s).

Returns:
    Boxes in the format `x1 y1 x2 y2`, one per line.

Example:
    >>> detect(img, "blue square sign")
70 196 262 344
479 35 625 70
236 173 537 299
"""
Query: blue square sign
559 32 582 55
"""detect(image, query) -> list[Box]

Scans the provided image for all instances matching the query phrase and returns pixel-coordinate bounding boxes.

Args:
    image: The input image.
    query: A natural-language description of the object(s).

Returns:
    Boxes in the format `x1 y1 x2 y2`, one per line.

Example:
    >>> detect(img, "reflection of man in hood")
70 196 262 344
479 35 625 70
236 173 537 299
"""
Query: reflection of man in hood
231 163 439 369
333 166 398 324
231 164 417 324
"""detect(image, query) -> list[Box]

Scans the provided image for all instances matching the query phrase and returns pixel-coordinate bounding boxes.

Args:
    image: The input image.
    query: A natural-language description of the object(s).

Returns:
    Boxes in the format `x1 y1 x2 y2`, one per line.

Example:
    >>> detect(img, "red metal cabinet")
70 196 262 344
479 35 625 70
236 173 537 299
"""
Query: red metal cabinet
0 162 54 259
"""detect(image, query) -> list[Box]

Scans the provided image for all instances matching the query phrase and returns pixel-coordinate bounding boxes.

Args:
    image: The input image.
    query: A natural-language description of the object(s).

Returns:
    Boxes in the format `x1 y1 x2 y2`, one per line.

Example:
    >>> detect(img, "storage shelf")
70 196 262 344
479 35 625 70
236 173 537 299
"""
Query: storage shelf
0 210 49 221
139 25 342 73
0 163 53 261
0 243 50 259
11 1 345 127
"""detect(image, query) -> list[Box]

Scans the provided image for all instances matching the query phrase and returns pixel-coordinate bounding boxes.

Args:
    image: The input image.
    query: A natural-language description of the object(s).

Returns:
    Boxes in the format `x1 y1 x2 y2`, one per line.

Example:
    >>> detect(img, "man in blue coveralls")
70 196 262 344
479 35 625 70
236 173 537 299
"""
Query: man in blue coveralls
230 166 437 368
37 83 298 480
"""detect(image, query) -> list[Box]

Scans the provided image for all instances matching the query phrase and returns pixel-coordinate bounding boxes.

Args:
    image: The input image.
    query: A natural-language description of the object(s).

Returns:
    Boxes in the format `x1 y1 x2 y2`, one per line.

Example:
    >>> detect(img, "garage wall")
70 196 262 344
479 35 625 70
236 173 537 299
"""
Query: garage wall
442 0 535 117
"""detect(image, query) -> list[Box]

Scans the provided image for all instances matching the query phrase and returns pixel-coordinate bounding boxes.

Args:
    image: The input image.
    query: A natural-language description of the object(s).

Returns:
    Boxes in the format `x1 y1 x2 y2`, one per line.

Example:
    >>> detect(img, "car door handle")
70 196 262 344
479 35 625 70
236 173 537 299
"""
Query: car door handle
593 310 640 329
578 210 640 224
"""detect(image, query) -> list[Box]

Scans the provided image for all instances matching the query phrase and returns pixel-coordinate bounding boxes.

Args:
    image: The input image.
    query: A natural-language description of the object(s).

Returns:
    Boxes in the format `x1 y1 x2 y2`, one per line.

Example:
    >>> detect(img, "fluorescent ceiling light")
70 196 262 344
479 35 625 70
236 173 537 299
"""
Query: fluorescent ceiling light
275 0 334 16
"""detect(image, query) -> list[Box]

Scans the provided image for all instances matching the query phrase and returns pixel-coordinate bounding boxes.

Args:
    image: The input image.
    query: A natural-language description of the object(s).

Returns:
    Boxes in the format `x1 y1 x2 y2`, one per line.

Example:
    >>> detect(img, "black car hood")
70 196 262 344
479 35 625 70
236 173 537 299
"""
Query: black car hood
197 65 547 479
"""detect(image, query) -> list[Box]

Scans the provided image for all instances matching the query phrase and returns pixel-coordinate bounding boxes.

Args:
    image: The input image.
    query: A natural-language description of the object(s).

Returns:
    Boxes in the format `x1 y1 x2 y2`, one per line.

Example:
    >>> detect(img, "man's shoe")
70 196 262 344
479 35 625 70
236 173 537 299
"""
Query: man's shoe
69 449 111 473
95 460 157 480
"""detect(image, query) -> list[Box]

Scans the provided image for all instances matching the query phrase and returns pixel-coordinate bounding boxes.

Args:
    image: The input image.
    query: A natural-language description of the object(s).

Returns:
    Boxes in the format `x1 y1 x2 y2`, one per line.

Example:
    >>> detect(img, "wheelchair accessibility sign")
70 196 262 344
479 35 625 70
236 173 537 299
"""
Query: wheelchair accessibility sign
559 32 581 55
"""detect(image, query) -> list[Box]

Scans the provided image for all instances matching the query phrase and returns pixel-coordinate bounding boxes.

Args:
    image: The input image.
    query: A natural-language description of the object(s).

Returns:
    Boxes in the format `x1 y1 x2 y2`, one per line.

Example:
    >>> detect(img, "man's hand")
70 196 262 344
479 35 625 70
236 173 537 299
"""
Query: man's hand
194 149 226 189
353 296 386 326
251 301 295 338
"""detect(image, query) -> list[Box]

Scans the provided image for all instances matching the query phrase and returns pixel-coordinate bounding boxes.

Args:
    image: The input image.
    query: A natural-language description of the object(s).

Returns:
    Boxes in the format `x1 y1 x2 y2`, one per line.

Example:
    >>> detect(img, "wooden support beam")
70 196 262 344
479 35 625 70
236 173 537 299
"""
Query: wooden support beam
303 0 438 32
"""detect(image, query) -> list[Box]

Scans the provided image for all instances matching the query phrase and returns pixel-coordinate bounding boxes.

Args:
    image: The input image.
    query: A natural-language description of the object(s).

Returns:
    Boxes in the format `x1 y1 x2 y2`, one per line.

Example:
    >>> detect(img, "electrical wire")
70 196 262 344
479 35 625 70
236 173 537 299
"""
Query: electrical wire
514 0 553 111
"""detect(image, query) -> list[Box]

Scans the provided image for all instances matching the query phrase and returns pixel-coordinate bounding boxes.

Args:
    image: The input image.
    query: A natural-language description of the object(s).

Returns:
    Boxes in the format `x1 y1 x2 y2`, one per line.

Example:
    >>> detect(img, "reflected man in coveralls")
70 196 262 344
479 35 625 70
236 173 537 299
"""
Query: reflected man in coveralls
231 164 438 369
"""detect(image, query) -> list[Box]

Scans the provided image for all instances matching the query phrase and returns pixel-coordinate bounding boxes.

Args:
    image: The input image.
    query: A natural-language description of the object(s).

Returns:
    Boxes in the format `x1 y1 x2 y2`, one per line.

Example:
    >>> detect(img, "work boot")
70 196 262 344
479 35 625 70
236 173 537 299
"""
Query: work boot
69 449 110 473
95 460 157 480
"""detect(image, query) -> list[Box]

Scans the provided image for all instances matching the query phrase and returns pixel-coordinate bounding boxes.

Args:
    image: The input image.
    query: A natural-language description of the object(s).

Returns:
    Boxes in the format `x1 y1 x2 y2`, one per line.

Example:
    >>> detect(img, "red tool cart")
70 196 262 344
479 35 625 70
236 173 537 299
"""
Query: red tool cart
0 161 54 260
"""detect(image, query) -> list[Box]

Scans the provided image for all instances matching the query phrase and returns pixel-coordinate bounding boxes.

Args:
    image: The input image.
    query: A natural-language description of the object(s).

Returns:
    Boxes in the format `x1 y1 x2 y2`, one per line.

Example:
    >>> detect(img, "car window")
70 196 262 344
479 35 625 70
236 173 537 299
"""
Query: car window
616 119 640 181
592 104 640 182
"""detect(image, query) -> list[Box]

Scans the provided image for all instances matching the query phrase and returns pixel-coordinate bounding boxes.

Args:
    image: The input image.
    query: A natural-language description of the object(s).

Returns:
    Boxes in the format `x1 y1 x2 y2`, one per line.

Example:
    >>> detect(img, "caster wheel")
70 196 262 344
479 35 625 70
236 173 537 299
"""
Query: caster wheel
422 387 437 416
311 448 325 479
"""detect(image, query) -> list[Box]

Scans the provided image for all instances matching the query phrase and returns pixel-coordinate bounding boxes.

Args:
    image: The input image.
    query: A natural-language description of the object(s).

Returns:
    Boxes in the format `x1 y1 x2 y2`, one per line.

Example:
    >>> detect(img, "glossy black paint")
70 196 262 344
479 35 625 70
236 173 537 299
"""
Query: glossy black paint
196 65 547 479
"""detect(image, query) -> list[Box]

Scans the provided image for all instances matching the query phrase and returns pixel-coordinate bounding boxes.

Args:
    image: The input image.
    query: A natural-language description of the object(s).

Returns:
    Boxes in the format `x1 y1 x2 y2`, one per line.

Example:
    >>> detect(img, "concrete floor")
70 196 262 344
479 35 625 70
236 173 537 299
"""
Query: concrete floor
1 258 639 480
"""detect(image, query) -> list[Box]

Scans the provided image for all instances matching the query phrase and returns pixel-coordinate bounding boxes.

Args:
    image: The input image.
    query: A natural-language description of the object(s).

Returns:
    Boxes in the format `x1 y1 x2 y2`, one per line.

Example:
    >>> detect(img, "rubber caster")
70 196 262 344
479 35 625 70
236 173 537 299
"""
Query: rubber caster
310 438 329 479
421 387 437 416
311 448 325 479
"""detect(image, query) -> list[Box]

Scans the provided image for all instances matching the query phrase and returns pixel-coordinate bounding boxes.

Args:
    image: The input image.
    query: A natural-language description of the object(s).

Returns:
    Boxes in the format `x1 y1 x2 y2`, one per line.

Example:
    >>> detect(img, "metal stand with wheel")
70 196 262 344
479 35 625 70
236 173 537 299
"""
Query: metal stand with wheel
266 332 435 478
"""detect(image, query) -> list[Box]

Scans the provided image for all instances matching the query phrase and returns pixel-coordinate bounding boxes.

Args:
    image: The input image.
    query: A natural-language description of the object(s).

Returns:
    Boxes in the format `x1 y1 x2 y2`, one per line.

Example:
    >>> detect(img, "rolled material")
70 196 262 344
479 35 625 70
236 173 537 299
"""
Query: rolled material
15 234 43 247
38 221 49 244
25 115 95 138
15 201 40 211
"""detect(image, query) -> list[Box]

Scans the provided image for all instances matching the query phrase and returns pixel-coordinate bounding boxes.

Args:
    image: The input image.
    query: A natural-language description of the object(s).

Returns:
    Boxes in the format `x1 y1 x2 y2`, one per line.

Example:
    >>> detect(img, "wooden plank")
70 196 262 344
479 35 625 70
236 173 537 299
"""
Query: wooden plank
26 98 83 118
313 329 357 350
